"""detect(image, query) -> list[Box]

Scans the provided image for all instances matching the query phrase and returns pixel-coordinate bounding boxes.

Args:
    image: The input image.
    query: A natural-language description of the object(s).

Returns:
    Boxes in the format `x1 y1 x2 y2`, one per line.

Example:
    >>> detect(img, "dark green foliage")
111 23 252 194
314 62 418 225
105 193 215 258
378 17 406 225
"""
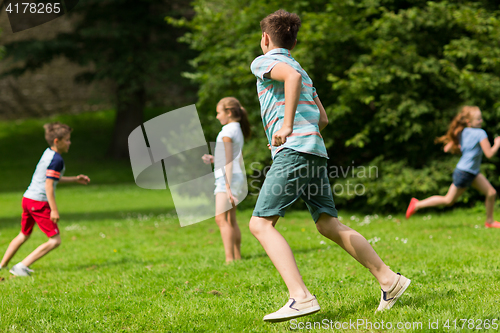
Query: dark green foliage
0 28 4 60
1 0 197 158
180 0 500 211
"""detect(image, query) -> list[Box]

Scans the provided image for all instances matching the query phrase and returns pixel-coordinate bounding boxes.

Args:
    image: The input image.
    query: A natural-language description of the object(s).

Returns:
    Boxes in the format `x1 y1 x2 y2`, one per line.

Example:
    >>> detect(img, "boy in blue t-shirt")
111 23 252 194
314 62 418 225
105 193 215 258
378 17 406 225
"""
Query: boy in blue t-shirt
249 10 410 322
0 122 90 276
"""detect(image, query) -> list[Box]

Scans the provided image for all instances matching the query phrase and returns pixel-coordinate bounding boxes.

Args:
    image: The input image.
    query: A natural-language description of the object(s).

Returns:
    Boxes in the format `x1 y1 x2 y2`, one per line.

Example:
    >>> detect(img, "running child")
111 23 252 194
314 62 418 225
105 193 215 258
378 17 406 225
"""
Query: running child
202 97 251 262
249 10 410 322
406 106 500 227
0 122 90 276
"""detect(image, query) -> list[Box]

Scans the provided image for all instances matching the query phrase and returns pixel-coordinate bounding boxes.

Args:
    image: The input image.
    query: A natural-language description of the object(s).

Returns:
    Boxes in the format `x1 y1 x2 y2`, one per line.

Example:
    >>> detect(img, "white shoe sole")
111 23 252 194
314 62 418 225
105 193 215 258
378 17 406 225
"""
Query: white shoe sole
377 278 411 311
263 305 321 322
9 268 30 277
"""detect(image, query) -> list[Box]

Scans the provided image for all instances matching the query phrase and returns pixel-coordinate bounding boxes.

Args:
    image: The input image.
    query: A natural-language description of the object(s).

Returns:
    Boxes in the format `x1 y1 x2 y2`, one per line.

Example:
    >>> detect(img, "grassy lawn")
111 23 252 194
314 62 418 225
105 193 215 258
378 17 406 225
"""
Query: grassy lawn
1 184 500 332
1 112 500 332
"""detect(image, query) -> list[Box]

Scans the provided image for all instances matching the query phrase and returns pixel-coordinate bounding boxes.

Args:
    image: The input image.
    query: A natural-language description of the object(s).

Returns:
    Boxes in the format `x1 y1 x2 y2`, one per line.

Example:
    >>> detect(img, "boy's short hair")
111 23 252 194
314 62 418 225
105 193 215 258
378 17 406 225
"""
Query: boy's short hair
260 9 301 50
43 122 72 146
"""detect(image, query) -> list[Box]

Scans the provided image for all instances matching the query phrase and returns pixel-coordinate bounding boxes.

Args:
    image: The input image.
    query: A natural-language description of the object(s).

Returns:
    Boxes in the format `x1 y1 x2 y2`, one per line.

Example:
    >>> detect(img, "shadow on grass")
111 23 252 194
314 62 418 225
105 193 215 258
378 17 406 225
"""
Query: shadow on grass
61 246 325 272
241 247 324 261
0 207 178 228
45 247 325 274
68 256 173 272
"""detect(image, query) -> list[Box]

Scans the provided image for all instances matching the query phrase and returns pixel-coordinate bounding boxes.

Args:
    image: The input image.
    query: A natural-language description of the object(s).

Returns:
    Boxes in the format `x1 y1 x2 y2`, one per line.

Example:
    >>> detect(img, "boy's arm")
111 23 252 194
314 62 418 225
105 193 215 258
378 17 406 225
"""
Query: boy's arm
266 62 302 146
59 175 90 184
45 179 59 223
480 137 500 159
314 96 329 131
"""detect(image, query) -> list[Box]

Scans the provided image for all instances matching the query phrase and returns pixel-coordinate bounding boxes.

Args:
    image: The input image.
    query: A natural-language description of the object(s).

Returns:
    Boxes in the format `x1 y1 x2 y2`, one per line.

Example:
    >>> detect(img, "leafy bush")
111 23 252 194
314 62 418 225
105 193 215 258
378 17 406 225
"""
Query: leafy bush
176 0 500 211
333 156 500 212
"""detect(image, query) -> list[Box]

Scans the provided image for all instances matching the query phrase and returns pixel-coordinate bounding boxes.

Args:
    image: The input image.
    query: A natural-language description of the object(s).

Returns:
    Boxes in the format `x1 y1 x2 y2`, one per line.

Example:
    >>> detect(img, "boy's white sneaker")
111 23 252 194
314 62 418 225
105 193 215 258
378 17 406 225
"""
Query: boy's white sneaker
377 273 411 311
263 296 320 322
9 263 32 277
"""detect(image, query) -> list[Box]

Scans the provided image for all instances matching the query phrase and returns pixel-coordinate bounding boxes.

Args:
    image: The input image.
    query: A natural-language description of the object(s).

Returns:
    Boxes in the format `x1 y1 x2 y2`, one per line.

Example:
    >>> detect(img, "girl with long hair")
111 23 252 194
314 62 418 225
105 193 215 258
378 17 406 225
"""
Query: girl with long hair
202 97 251 262
406 106 500 228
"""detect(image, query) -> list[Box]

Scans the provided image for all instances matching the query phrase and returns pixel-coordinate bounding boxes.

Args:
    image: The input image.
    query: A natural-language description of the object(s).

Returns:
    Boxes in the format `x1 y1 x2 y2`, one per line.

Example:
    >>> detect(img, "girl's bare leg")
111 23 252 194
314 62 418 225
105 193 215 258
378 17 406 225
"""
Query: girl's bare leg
415 184 466 211
227 207 241 260
471 173 497 224
215 193 240 262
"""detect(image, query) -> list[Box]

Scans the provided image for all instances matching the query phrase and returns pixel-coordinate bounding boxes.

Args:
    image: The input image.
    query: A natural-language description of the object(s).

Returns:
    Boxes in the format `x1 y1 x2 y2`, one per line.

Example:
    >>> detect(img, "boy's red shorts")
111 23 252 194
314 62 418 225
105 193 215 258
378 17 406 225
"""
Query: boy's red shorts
21 197 59 238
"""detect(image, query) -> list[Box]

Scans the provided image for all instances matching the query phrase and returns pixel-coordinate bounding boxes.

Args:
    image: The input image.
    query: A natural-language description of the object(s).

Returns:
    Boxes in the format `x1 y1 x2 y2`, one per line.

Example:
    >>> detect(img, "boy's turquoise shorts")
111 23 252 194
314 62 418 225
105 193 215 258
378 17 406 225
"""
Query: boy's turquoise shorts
253 148 338 222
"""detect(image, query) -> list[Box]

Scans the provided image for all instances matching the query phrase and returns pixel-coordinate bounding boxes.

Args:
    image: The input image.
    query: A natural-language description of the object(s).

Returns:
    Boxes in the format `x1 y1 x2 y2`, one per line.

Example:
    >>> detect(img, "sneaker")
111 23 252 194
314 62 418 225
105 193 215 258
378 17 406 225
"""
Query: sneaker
406 198 419 219
9 263 32 277
485 221 500 229
263 296 320 322
377 273 411 311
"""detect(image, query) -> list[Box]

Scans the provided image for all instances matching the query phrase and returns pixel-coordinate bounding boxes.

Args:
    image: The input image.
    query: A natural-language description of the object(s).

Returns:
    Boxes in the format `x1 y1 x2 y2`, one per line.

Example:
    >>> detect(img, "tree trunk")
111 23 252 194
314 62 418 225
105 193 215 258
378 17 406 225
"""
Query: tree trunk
108 83 146 159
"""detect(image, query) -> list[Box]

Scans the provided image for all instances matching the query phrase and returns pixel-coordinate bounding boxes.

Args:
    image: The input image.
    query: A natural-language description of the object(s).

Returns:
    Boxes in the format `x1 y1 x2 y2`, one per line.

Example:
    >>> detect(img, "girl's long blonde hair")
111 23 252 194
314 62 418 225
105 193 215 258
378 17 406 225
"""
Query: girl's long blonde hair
435 106 480 154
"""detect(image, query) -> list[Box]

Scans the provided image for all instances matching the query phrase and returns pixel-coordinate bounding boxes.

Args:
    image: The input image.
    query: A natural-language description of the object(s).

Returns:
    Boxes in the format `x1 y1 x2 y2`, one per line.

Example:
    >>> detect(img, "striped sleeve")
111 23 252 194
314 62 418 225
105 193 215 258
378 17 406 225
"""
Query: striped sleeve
251 55 280 81
46 154 64 180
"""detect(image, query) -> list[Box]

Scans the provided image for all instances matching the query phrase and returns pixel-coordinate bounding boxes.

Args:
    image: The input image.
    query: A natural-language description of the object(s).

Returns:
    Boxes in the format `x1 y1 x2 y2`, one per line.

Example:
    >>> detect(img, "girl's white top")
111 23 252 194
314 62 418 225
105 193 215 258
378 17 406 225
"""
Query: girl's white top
214 122 244 179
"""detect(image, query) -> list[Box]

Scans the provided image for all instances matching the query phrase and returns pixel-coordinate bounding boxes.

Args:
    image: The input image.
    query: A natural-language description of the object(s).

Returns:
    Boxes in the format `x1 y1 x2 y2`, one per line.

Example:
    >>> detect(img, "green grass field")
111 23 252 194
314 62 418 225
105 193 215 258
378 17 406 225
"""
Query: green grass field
1 112 500 332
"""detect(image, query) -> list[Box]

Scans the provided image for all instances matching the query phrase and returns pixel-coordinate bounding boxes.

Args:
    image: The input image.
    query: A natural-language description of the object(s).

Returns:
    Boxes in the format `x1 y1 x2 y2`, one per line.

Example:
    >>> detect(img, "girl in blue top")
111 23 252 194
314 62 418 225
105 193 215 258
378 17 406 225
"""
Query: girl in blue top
406 106 500 228
202 97 251 262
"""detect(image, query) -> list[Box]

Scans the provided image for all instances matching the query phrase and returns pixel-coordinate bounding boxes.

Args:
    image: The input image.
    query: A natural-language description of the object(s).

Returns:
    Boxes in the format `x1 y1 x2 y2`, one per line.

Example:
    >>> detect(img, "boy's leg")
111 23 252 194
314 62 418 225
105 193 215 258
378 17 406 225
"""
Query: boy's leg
3 198 36 268
250 149 319 299
315 214 396 289
251 149 321 321
21 234 61 267
301 156 409 310
304 173 399 288
0 232 30 268
249 215 312 300
415 184 466 211
471 173 497 225
316 214 411 310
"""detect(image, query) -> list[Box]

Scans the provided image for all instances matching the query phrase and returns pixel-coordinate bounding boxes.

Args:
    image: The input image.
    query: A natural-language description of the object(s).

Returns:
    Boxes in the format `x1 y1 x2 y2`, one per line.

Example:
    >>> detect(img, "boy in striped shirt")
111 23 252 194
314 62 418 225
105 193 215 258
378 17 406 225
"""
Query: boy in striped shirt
0 122 90 276
249 10 410 322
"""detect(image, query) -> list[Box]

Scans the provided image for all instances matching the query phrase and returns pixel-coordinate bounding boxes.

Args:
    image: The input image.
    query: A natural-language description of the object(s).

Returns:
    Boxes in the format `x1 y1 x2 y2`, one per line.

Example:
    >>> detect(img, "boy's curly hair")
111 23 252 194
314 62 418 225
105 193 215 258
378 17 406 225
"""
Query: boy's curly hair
260 9 301 50
43 122 72 146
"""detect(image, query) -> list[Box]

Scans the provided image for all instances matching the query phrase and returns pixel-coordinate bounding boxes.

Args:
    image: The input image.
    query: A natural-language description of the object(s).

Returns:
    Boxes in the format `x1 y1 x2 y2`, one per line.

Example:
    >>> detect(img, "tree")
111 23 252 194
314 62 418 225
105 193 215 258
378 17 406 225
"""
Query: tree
181 0 500 210
1 0 196 159
0 27 4 61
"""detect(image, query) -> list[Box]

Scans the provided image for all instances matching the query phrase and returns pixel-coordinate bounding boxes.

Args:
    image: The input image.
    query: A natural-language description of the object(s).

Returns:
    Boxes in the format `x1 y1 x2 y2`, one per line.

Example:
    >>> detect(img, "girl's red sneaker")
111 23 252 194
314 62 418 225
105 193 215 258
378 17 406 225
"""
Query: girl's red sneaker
405 198 419 219
485 221 500 228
